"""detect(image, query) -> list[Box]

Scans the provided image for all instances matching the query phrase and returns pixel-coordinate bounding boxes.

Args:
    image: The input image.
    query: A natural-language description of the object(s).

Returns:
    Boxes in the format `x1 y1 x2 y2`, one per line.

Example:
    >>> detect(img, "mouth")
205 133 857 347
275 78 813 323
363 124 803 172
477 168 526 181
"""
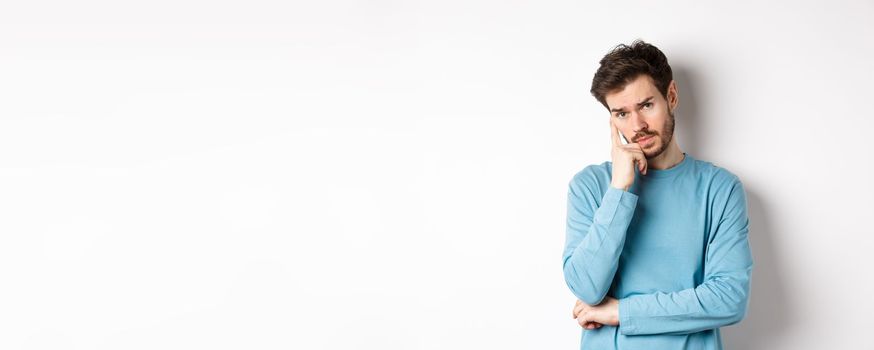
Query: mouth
635 135 655 145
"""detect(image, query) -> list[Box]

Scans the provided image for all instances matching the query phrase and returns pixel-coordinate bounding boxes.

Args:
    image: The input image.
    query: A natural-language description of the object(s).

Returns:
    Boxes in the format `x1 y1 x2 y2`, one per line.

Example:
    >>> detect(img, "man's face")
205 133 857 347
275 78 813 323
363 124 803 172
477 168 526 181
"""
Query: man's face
604 74 676 159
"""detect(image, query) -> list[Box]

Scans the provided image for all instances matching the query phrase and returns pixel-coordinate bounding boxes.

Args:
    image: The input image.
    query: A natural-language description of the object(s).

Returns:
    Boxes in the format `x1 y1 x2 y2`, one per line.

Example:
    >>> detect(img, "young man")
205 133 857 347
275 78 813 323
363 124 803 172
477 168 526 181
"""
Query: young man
562 40 753 349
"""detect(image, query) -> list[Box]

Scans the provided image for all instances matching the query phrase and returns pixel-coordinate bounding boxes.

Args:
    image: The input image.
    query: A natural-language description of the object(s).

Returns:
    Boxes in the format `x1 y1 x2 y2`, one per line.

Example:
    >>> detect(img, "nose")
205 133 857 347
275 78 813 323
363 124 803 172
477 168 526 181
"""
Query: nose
630 112 649 133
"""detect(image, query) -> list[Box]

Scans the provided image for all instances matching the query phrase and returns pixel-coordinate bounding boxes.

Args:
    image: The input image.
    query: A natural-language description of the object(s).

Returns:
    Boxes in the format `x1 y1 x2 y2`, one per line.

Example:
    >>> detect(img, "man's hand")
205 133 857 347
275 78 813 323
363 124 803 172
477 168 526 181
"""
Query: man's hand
610 119 647 191
573 297 620 330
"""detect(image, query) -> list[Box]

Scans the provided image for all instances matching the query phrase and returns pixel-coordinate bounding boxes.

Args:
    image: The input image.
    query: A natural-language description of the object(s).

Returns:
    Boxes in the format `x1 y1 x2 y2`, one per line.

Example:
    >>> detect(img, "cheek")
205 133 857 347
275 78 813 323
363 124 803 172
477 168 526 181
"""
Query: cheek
642 107 662 118
642 109 667 127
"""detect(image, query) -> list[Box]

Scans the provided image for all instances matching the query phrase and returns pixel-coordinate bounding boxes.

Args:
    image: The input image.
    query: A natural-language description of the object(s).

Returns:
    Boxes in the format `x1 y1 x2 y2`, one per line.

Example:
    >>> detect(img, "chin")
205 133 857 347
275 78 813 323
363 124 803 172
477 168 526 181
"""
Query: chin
644 145 667 159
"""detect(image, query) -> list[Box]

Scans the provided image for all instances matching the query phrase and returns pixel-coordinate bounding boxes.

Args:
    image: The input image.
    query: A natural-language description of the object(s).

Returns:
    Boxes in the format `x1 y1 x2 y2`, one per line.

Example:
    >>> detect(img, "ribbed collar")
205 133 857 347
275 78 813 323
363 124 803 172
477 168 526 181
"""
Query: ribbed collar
643 152 692 179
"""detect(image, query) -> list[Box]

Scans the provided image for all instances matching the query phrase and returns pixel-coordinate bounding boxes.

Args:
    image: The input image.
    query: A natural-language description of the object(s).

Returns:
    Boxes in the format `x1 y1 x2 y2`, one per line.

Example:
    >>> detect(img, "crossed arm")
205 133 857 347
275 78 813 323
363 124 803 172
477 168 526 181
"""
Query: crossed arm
562 175 753 335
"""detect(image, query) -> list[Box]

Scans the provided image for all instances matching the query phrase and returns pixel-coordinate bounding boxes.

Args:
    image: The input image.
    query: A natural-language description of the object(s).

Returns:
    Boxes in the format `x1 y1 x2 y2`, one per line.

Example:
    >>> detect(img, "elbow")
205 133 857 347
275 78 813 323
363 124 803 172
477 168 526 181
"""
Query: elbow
579 293 606 306
720 294 749 327
707 274 751 327
726 300 749 326
568 282 605 305
720 309 746 328
562 259 607 305
567 283 606 306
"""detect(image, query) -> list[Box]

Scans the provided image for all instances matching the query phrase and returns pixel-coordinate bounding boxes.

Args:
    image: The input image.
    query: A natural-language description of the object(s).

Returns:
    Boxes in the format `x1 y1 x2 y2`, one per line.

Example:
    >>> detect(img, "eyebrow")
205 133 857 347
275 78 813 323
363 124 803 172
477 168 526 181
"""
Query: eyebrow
610 96 654 113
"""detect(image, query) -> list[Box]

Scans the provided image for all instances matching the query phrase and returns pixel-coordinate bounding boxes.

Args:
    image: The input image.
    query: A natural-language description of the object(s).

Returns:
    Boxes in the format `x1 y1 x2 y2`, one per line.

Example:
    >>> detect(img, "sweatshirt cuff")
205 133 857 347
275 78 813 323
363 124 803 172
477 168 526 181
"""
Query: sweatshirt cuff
618 297 638 335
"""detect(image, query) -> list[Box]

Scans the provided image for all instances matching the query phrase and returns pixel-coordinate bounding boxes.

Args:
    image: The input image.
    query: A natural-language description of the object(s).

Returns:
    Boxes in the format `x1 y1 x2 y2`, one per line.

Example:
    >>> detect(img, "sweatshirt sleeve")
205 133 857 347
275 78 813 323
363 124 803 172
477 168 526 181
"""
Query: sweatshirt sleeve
618 177 753 335
562 173 639 305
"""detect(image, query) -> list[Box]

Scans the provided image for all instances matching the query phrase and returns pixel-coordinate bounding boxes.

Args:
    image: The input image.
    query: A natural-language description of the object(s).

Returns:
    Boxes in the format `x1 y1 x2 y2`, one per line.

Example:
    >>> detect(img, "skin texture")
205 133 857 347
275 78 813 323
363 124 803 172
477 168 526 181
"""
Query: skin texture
573 297 619 329
573 74 687 329
607 74 685 191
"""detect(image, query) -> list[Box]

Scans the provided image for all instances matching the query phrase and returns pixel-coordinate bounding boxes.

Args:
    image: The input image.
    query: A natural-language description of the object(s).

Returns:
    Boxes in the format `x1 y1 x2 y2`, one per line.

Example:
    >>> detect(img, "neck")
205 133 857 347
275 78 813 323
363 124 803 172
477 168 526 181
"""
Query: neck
647 139 684 170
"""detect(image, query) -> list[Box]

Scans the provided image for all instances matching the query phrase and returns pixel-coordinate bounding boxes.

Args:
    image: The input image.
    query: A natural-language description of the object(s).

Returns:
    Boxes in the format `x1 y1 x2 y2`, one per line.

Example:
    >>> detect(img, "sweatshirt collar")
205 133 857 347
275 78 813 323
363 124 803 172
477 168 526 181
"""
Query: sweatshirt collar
643 152 692 179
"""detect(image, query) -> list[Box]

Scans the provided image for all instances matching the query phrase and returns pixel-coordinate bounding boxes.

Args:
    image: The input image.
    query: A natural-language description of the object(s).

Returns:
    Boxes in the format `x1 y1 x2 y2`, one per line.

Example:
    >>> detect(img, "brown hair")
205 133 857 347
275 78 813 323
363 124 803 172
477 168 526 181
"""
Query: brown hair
590 39 673 110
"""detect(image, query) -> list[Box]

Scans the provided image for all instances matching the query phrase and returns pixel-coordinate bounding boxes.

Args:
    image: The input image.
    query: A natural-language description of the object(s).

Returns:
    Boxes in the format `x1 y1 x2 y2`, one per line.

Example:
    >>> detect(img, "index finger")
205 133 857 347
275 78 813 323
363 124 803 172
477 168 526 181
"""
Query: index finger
610 118 621 146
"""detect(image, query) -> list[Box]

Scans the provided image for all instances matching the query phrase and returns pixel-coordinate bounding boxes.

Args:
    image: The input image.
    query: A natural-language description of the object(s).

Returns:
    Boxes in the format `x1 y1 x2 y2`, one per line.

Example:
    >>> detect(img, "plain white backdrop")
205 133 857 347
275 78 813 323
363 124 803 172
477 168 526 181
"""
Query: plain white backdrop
1 0 872 349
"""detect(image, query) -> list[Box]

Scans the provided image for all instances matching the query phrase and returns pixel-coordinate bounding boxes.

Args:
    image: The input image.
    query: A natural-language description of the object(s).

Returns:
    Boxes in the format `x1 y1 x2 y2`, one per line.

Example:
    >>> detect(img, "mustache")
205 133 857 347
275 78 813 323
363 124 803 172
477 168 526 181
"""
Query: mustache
633 131 658 142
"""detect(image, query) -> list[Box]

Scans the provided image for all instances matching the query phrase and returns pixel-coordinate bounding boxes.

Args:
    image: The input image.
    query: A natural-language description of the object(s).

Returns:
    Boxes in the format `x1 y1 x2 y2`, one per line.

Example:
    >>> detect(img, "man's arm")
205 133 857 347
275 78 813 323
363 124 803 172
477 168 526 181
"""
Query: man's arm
618 178 753 335
564 118 648 306
562 173 638 306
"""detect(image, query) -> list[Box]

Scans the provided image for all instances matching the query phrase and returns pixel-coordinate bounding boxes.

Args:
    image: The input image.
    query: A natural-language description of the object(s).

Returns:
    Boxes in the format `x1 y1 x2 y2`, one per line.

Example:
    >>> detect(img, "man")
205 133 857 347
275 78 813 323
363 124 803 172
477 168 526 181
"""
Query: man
562 40 753 349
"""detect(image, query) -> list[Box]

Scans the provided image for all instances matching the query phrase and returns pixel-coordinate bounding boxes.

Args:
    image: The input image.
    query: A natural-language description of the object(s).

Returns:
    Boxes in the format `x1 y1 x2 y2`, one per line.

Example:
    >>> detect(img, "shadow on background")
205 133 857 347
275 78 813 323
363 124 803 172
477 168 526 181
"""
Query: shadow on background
722 189 794 347
672 66 704 157
673 66 793 347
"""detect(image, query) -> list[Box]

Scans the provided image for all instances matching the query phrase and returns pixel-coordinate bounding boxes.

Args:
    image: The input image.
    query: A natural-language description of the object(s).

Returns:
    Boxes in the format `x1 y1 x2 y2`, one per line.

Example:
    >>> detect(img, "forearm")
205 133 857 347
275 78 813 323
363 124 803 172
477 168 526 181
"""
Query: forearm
563 186 638 305
619 274 750 335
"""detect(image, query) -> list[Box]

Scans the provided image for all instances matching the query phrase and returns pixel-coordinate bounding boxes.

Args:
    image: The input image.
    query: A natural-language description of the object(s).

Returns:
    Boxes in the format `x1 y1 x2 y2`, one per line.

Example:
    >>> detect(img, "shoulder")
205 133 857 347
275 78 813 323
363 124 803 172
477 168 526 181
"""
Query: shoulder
567 161 611 199
692 158 746 204
569 161 611 188
691 157 743 188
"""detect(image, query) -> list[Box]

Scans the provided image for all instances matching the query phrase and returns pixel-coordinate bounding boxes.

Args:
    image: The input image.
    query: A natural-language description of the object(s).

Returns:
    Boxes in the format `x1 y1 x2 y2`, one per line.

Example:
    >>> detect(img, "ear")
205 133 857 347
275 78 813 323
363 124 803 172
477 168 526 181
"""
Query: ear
667 80 679 111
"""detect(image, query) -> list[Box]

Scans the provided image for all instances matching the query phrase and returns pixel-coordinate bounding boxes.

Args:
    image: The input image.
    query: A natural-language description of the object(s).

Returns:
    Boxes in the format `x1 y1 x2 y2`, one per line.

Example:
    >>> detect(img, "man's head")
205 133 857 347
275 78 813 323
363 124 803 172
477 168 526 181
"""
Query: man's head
590 40 678 160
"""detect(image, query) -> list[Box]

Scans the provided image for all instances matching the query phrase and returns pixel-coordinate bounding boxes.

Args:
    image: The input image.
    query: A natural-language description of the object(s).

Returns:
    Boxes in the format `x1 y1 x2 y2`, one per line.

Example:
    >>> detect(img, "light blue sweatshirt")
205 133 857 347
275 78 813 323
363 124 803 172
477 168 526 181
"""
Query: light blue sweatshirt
562 153 752 350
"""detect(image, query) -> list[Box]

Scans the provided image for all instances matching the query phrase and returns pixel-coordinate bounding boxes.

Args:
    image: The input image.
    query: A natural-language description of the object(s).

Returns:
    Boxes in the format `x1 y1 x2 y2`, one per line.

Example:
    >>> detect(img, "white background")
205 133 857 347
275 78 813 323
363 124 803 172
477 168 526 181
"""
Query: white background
1 1 872 349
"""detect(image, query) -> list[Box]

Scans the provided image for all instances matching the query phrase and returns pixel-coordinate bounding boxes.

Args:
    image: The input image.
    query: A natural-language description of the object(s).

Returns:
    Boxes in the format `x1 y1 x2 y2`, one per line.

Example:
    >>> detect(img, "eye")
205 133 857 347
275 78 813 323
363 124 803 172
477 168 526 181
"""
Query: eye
643 102 653 109
616 112 627 118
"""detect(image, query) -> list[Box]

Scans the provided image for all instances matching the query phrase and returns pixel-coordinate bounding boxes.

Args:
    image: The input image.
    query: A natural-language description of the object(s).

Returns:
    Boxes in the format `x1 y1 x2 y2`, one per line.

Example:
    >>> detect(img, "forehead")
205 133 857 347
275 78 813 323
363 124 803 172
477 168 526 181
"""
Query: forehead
604 74 661 110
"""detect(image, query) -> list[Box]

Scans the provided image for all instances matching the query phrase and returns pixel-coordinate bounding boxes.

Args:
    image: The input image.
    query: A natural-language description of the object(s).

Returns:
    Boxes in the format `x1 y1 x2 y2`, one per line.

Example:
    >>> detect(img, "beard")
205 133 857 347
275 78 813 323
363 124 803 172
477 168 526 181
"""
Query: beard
635 109 675 160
